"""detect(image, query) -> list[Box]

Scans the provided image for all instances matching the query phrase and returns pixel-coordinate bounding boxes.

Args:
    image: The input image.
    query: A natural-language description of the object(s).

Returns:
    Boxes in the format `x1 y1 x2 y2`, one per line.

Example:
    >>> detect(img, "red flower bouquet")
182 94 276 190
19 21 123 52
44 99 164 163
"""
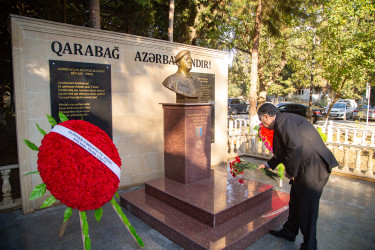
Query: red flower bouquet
229 122 285 184
229 156 279 183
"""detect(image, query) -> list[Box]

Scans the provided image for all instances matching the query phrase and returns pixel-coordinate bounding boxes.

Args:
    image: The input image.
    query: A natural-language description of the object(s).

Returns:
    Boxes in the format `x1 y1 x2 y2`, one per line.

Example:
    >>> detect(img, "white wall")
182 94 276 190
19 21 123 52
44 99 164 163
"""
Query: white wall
10 15 228 213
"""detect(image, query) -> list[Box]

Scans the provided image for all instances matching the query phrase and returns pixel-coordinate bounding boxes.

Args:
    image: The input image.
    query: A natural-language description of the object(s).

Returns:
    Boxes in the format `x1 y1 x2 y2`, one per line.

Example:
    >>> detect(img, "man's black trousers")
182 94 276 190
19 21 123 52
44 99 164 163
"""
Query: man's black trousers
283 172 329 249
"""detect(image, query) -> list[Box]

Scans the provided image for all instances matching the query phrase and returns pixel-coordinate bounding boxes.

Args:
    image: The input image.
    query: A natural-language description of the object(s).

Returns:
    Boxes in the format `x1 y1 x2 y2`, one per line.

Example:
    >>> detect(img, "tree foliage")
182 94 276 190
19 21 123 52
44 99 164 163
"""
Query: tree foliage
319 0 375 102
0 0 373 120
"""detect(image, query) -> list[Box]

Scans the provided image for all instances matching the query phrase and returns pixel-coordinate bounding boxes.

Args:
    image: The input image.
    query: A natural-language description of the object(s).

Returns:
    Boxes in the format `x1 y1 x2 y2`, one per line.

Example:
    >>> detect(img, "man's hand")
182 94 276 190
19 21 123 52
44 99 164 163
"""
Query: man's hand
257 164 267 171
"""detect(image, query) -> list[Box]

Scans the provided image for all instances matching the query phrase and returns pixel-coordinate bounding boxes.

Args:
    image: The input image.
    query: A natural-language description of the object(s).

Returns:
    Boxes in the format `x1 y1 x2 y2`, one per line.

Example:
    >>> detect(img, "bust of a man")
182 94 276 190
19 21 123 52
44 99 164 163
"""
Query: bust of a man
162 50 203 103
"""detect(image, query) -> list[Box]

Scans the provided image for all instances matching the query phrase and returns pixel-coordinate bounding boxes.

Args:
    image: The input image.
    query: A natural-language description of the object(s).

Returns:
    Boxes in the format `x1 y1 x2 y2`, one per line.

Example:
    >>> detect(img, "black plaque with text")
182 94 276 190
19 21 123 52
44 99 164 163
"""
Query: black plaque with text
49 60 112 138
191 72 215 142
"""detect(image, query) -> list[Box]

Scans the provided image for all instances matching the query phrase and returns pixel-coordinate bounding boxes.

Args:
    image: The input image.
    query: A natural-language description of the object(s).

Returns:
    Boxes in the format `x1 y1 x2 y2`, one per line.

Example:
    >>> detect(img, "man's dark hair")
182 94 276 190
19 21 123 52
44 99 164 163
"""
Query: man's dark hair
257 103 279 117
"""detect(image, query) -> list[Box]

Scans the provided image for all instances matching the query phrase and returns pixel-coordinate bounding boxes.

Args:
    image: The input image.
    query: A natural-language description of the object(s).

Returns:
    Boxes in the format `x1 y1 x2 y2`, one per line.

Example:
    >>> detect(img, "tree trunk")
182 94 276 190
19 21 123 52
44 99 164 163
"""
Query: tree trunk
62 0 67 23
89 0 100 29
324 76 348 126
189 4 203 45
189 26 197 45
258 62 267 105
168 0 175 42
248 0 263 133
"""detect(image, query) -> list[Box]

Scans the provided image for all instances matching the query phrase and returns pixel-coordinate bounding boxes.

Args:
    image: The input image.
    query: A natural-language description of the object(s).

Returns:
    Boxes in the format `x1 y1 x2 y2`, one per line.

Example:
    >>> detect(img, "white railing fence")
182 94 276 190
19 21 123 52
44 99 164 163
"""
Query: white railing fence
228 119 375 180
0 164 22 211
228 117 249 135
1 119 373 211
315 120 375 146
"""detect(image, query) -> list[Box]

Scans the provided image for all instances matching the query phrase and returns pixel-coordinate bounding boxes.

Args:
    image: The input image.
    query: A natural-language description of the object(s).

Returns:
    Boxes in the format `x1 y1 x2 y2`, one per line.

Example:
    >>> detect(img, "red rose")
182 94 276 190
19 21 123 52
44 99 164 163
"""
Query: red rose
235 156 241 163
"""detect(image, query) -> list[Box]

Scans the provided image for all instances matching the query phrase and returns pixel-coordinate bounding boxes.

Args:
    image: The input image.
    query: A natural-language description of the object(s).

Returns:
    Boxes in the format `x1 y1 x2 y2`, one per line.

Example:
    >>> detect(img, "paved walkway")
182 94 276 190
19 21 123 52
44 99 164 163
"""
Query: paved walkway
1 157 374 250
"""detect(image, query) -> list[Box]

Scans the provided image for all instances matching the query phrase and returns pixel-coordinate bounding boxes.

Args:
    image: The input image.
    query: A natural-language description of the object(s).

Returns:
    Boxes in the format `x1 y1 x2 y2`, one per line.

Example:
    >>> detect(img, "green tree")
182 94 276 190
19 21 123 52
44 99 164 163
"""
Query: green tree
257 32 288 104
220 0 319 131
228 51 251 98
319 0 375 118
267 64 296 102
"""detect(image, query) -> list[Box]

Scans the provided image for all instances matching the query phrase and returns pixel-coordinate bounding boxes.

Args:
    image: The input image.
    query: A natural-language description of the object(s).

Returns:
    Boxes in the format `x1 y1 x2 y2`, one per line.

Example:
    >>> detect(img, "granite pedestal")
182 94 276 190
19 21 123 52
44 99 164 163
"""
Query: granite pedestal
120 103 289 249
162 103 212 184
120 170 289 249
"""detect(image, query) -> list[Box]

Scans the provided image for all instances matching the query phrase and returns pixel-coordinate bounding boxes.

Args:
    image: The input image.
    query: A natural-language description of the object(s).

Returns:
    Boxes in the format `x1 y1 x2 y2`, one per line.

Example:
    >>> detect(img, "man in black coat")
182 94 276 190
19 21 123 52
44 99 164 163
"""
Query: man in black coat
257 103 338 250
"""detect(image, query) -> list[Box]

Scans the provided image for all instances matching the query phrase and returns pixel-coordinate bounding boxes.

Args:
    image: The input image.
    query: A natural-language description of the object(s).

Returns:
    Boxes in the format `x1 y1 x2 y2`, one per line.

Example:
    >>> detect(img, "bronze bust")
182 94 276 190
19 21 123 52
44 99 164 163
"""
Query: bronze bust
162 50 203 103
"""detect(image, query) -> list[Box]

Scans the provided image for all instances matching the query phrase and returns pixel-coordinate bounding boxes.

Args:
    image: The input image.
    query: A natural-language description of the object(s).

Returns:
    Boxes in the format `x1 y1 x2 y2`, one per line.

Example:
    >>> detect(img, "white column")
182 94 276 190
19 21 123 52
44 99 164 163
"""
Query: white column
342 147 349 171
336 128 341 143
246 135 252 153
235 135 241 153
353 130 358 145
1 169 13 205
361 131 367 146
229 136 235 154
327 121 333 142
228 118 234 135
254 139 259 155
250 136 256 154
366 150 374 176
344 129 349 144
240 135 247 153
261 143 266 156
354 149 362 174
237 120 242 134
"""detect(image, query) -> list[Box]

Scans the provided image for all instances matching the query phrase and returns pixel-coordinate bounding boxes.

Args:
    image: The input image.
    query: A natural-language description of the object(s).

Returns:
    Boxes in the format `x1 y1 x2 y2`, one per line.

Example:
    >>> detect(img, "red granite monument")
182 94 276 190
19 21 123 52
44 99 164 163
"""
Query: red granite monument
120 49 289 249
162 103 212 184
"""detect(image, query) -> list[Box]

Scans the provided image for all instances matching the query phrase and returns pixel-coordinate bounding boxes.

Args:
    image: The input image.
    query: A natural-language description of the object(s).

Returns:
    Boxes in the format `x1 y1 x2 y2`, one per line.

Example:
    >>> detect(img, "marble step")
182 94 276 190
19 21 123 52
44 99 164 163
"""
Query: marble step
120 187 289 250
144 170 274 227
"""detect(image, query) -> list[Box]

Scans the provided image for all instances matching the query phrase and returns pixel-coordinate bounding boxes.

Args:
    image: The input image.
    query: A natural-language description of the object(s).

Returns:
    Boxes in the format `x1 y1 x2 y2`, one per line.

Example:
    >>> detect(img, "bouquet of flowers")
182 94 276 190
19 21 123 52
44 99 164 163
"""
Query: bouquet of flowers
229 156 280 183
23 113 144 250
229 123 285 184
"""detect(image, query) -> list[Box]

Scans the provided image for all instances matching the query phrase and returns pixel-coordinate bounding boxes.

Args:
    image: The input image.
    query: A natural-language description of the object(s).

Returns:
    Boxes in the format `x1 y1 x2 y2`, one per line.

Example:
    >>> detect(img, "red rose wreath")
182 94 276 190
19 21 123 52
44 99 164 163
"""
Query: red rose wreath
24 113 144 250
38 119 121 211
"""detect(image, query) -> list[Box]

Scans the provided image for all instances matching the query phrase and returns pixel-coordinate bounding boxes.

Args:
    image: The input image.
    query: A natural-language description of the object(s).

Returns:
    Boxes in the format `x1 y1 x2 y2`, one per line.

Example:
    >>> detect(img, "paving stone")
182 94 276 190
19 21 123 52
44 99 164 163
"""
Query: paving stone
0 158 374 250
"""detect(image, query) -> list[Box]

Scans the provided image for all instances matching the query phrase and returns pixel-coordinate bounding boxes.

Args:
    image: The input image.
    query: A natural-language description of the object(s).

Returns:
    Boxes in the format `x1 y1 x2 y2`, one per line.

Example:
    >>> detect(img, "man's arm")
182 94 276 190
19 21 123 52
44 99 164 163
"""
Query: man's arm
257 157 280 170
275 116 303 178
257 157 279 170
258 159 294 180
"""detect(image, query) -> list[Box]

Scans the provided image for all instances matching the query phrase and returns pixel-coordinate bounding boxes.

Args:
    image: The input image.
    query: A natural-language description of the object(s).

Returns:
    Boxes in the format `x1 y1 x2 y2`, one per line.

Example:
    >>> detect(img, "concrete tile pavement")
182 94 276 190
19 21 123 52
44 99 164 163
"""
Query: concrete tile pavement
1 157 374 250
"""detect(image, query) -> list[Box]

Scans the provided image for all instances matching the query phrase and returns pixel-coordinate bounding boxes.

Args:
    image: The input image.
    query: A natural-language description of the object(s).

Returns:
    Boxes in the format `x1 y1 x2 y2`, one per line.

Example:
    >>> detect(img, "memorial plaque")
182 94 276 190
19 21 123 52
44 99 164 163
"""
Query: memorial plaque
191 72 215 142
49 60 112 138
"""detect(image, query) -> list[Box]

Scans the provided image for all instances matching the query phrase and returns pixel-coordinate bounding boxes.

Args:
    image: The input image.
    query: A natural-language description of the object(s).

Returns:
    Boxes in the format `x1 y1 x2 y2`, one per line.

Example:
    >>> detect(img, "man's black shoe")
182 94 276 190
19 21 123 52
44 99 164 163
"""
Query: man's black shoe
269 229 295 242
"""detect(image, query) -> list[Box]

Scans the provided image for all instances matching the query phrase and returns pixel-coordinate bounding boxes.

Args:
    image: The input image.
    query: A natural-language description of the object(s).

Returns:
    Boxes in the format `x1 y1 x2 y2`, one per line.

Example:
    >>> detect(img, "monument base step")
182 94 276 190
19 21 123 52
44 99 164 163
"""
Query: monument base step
144 170 274 228
120 176 289 249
